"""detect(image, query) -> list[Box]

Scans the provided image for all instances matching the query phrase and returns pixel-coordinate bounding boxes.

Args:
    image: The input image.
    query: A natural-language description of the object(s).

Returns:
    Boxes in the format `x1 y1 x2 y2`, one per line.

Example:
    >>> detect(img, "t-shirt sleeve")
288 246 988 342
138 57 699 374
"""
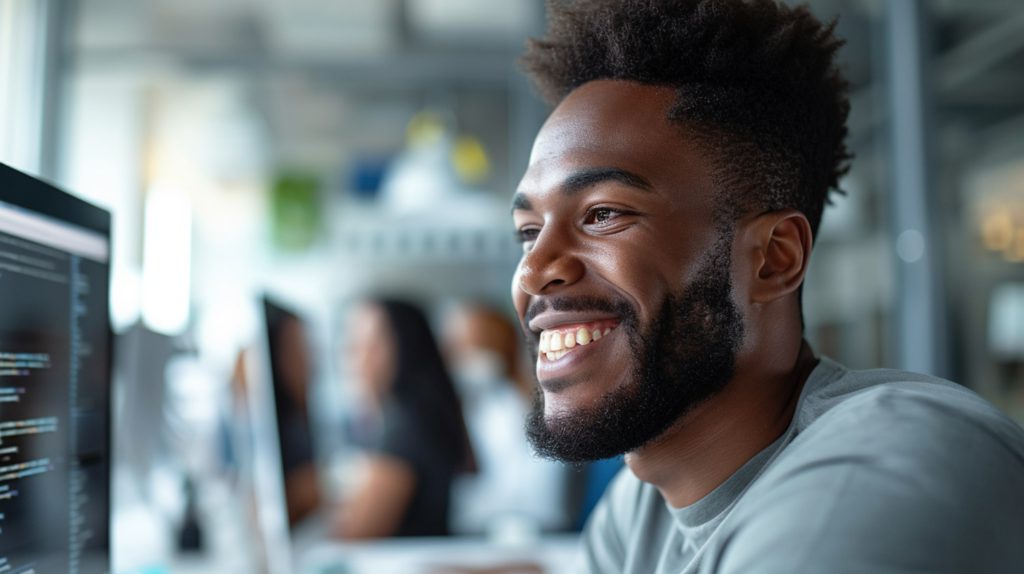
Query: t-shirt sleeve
702 385 1024 574
575 467 636 574
375 405 429 467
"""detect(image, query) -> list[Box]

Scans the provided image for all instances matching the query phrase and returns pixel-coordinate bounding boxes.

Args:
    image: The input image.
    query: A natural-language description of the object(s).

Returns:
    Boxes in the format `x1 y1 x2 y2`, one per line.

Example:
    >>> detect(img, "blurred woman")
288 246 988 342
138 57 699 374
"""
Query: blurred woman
335 298 474 538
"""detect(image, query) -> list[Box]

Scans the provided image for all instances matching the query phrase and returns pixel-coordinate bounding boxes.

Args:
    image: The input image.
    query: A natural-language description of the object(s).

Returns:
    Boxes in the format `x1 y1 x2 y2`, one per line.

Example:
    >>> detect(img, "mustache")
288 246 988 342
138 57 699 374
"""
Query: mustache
523 295 637 334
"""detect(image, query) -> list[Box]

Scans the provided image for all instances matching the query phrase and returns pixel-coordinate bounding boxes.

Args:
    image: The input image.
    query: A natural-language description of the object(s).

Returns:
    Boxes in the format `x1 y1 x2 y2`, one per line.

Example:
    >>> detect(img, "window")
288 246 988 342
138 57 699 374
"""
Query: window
0 0 47 174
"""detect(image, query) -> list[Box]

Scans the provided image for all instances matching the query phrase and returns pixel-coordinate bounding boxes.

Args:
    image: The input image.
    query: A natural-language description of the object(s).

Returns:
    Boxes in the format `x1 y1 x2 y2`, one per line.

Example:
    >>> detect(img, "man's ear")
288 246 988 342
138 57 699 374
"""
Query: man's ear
743 209 813 304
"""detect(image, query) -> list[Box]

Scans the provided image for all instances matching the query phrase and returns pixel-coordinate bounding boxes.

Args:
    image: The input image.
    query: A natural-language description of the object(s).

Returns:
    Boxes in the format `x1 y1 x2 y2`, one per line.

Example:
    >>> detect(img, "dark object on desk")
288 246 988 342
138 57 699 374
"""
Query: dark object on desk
177 477 204 552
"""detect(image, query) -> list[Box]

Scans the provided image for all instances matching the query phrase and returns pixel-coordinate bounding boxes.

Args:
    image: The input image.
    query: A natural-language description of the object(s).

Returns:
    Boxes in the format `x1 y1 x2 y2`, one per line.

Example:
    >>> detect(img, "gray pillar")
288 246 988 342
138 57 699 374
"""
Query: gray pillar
885 0 948 377
507 0 549 193
38 0 74 181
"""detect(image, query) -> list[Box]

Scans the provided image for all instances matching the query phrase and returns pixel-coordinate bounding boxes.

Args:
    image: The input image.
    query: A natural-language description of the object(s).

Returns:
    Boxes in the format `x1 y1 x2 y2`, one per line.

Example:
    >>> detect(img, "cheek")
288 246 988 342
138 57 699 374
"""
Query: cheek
368 343 388 372
351 347 371 379
350 339 378 379
592 250 671 323
353 347 388 396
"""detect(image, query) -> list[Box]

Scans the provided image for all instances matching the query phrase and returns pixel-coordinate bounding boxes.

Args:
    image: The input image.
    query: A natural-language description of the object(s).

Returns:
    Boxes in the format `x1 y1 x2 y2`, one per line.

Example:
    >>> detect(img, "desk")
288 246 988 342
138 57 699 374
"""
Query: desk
298 534 580 574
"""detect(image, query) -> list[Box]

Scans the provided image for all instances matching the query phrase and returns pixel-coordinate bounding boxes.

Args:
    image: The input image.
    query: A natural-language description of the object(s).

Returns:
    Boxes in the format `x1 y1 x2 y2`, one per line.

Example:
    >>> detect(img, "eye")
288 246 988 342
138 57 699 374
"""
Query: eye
584 207 620 225
515 227 540 249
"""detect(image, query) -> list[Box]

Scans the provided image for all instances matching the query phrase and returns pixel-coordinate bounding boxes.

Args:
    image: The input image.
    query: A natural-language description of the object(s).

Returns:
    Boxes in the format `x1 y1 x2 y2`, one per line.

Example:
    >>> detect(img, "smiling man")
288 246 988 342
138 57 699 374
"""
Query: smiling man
509 1 1024 573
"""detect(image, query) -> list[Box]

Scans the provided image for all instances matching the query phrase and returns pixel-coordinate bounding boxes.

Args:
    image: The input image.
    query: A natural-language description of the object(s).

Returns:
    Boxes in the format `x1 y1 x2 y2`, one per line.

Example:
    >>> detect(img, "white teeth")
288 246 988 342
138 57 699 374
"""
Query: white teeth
538 324 617 362
544 350 568 362
563 332 576 348
550 333 563 351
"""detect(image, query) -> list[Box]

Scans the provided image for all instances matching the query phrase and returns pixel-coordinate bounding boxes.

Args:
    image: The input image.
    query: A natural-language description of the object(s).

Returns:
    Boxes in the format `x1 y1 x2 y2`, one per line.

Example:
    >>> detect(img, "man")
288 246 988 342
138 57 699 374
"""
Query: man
509 1 1024 572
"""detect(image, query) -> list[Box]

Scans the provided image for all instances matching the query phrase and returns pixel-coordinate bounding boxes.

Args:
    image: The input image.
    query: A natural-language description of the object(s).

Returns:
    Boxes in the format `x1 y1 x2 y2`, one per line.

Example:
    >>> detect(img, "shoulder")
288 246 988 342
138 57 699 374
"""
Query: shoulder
704 369 1024 573
797 366 1024 460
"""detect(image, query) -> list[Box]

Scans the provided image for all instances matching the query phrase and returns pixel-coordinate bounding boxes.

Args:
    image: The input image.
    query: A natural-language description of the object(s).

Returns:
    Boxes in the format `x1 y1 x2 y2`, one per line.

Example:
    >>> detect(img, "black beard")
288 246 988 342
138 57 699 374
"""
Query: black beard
524 234 744 463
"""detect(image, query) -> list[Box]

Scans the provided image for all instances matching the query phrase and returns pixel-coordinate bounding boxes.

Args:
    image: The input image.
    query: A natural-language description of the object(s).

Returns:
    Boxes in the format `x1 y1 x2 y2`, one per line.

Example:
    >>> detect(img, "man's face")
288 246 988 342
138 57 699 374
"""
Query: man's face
511 80 745 462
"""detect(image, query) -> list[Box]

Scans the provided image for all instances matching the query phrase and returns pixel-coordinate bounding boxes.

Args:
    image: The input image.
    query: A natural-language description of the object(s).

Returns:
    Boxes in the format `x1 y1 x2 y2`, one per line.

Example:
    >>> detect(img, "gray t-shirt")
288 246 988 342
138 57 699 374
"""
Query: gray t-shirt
578 357 1024 573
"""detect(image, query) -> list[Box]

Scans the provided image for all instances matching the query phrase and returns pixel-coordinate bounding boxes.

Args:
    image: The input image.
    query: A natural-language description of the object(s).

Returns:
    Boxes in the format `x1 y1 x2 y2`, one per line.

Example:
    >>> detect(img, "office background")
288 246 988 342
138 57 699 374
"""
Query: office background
2 0 1024 571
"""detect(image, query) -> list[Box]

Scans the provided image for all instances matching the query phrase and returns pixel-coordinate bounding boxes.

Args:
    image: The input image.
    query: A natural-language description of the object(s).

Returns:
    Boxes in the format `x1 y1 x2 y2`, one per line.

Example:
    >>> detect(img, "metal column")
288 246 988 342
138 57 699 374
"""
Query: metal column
38 0 74 180
885 0 948 377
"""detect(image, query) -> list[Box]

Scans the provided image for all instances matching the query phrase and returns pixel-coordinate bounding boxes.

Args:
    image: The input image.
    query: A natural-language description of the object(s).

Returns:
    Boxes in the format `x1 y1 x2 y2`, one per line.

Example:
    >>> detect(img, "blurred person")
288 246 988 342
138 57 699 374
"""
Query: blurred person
444 302 533 403
510 1 1024 572
443 302 571 535
335 298 474 538
264 299 321 525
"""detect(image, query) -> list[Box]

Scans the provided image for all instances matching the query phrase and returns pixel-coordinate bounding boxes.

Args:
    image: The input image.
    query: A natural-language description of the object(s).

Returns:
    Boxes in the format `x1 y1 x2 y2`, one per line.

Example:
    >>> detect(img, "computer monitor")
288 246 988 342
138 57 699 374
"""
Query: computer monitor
241 299 293 574
262 297 318 526
0 163 111 573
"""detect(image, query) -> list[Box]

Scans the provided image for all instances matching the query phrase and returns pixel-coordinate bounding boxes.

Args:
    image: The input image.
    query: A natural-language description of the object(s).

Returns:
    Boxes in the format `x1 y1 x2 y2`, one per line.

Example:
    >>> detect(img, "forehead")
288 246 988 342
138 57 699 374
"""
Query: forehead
520 79 714 205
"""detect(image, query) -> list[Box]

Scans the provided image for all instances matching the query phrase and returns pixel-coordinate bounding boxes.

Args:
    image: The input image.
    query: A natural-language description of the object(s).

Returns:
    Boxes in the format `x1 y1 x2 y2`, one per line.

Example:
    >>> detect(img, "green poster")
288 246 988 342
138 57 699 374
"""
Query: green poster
271 172 321 251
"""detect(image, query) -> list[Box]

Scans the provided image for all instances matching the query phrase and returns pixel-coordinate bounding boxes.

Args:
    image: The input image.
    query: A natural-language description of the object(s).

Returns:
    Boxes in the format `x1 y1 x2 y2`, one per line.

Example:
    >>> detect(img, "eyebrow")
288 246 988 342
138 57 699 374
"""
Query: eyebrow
511 193 532 212
510 167 653 213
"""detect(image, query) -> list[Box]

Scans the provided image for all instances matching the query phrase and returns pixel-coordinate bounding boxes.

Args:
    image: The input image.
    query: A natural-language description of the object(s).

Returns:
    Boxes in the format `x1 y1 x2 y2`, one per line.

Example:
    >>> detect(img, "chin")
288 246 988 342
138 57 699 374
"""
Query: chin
539 372 624 417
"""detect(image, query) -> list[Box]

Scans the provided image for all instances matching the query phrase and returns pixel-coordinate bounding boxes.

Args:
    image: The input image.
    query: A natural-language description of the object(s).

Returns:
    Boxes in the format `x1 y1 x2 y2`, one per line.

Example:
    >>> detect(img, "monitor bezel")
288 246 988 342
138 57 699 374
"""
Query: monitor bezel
0 162 110 235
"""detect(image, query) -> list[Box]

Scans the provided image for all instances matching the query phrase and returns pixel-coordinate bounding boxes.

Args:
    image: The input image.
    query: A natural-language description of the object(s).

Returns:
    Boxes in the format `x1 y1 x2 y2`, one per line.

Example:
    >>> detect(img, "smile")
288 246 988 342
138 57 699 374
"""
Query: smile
538 321 619 362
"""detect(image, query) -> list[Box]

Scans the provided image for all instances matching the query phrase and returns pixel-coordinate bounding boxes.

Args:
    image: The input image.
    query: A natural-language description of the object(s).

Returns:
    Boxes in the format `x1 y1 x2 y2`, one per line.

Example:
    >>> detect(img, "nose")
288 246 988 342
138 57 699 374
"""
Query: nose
515 226 585 296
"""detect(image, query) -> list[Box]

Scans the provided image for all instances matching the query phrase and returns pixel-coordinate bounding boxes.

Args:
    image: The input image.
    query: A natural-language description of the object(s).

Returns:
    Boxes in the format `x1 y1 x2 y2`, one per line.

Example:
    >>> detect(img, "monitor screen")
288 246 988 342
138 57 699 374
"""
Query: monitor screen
0 163 111 573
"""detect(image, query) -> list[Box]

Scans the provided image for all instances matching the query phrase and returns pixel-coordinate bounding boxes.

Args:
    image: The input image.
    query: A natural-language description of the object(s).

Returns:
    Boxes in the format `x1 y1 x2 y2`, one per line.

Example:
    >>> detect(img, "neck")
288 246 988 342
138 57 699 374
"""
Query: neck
625 340 817 507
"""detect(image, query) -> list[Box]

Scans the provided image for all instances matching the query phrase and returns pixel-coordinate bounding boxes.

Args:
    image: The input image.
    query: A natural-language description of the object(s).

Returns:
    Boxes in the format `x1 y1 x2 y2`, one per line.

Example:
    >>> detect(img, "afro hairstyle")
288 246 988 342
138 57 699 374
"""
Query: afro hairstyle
520 0 852 235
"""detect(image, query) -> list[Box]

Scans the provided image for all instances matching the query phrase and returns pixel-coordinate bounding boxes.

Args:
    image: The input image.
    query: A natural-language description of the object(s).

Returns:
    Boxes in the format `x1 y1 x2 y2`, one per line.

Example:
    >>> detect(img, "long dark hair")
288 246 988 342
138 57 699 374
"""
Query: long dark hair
376 299 475 473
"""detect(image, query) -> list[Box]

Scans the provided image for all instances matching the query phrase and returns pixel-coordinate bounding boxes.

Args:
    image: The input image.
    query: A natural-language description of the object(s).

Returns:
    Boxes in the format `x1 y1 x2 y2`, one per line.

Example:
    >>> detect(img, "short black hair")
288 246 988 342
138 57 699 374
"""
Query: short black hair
521 0 851 235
